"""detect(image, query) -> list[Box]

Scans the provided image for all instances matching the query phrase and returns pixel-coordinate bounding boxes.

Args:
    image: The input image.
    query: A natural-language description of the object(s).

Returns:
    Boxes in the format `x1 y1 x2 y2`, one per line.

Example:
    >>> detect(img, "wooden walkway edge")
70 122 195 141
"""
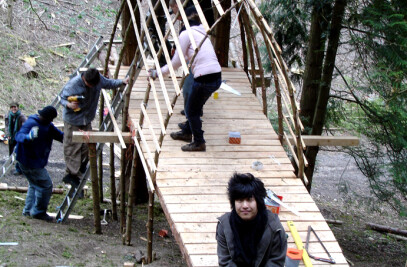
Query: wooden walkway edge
126 67 349 266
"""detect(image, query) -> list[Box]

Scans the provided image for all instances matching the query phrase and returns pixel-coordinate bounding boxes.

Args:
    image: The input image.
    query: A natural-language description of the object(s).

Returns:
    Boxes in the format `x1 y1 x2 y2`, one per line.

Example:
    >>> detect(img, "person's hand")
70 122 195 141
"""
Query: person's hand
28 126 39 140
148 69 157 80
122 76 130 85
67 101 79 111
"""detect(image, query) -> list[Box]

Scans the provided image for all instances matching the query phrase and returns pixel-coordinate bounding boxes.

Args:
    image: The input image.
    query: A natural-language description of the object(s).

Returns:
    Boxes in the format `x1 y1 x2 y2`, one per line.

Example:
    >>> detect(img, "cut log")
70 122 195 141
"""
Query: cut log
326 219 343 225
22 62 38 78
366 222 407 237
0 183 64 194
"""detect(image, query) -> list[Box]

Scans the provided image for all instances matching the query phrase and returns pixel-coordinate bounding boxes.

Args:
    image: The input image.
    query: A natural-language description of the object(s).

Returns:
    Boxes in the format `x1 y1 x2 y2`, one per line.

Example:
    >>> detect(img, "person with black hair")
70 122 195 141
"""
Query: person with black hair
148 6 221 151
60 68 129 188
216 173 287 266
15 106 63 222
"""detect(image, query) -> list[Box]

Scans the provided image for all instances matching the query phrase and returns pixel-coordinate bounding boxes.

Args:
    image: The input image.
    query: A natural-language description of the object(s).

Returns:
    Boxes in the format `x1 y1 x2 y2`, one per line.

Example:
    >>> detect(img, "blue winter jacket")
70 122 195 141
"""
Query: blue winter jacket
60 73 124 126
15 115 63 169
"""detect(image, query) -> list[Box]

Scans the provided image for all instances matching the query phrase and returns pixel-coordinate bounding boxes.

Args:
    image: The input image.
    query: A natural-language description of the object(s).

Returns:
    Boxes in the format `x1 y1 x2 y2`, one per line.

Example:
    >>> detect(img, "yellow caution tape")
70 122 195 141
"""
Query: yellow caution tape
287 221 313 267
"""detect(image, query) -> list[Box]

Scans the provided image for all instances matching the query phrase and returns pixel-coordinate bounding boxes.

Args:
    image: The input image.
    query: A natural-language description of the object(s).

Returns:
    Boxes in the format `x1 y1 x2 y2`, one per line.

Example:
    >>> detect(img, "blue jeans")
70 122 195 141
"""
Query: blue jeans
184 77 221 144
19 162 53 216
182 71 194 116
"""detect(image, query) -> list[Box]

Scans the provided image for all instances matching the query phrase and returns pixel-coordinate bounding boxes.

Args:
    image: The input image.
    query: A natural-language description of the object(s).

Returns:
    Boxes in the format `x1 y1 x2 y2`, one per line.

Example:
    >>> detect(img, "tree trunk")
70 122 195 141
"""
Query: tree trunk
300 3 331 132
312 0 347 136
304 0 347 192
213 0 231 67
7 0 13 28
121 0 138 65
300 2 332 191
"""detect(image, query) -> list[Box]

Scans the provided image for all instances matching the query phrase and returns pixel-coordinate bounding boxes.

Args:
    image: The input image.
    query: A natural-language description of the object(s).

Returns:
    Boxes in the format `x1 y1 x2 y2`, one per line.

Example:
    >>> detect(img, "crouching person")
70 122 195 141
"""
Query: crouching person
216 173 287 266
15 106 63 222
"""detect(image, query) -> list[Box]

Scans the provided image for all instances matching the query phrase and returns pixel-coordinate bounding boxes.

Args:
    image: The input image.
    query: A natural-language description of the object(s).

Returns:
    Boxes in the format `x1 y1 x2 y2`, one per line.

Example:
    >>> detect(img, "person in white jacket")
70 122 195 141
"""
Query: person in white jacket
149 6 221 151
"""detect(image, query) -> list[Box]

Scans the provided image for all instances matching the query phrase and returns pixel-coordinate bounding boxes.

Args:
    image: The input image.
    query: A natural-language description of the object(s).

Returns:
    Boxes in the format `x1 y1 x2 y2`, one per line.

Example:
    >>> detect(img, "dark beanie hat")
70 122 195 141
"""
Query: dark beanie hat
185 6 197 17
38 106 57 121
9 101 19 107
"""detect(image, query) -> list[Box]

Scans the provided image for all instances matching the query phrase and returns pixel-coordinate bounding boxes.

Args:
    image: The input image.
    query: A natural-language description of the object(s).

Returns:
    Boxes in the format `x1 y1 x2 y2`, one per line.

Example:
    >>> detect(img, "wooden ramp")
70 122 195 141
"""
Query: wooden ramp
126 67 348 266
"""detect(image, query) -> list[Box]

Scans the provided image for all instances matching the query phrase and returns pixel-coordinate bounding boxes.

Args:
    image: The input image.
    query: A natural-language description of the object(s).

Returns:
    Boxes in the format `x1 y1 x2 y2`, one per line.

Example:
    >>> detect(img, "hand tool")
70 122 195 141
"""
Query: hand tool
305 225 336 264
287 221 313 267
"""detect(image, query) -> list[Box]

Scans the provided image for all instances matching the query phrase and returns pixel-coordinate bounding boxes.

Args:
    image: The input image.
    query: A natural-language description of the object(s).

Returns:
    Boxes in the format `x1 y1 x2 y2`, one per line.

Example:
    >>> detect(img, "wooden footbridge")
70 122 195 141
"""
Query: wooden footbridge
116 66 348 266
66 0 352 266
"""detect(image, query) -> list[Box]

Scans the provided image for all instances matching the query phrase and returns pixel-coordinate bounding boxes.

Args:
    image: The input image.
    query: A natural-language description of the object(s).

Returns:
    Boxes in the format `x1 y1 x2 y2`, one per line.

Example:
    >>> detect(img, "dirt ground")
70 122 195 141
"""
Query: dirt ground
0 141 185 267
0 0 406 266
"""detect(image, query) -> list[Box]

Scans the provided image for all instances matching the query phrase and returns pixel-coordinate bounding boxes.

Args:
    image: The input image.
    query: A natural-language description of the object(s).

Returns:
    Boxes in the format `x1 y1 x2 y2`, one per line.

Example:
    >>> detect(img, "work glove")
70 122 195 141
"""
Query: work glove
148 69 158 80
27 126 39 141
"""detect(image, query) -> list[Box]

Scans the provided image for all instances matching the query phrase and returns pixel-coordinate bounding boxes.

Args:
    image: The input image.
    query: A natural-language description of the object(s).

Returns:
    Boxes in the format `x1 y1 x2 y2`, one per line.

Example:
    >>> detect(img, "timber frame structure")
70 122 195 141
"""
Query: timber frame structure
66 0 355 266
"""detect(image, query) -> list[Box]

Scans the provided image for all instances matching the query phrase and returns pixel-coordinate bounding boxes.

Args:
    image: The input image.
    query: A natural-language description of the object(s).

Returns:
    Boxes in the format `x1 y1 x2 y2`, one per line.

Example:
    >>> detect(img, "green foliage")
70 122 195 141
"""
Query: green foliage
335 0 407 215
262 0 406 215
259 0 310 80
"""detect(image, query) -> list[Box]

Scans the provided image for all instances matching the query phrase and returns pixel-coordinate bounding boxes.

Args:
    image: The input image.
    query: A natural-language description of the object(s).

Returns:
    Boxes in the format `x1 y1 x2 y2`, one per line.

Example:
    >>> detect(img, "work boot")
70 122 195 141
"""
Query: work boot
178 120 188 129
79 160 88 174
181 142 206 152
170 131 192 142
63 174 80 188
33 213 54 222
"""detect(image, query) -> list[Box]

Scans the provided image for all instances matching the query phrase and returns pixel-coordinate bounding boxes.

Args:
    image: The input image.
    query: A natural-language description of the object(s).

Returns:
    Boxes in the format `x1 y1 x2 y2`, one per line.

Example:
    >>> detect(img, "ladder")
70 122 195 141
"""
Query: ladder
51 36 108 110
56 58 143 223
0 153 17 180
0 37 115 181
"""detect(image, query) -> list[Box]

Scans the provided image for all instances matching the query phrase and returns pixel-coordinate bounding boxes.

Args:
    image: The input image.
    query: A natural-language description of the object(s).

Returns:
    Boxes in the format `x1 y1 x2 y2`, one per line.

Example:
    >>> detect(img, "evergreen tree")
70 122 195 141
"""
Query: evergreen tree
338 0 407 215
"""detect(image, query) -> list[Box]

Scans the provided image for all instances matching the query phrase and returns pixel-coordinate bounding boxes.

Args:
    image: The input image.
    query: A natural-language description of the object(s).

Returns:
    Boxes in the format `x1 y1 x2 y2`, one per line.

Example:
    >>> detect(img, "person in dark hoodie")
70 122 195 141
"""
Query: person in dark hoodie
15 106 63 222
216 173 287 267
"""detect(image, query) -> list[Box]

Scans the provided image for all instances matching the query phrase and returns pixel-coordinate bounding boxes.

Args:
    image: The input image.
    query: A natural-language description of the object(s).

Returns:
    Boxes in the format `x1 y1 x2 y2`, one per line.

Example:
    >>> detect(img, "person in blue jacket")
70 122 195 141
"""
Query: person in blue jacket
15 106 63 222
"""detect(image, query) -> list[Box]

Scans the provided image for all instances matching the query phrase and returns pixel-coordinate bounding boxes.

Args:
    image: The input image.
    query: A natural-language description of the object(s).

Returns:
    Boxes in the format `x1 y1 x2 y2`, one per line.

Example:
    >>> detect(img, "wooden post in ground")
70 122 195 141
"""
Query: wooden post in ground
110 143 118 221
89 143 102 234
241 6 267 115
124 140 139 245
147 191 154 263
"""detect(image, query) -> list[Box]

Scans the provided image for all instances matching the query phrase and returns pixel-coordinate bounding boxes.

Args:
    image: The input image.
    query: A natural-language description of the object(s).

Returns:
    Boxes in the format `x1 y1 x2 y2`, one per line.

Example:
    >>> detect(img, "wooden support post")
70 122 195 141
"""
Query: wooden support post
146 191 154 263
89 143 102 234
237 4 248 74
124 139 139 245
241 6 267 115
110 141 118 221
240 16 256 95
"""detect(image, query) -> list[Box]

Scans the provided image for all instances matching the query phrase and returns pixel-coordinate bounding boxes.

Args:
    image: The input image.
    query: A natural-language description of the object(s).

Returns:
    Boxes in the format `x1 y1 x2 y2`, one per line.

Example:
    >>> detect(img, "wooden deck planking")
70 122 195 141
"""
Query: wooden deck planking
125 67 348 266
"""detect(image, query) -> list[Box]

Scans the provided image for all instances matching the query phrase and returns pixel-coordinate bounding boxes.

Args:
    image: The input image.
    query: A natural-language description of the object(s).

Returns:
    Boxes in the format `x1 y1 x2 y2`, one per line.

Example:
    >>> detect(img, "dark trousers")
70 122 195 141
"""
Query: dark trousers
183 77 221 144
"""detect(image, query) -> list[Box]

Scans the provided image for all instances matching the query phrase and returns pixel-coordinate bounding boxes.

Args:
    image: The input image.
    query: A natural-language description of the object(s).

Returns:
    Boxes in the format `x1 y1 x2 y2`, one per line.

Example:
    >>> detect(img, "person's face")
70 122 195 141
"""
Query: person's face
10 105 18 114
170 4 181 20
235 196 258 221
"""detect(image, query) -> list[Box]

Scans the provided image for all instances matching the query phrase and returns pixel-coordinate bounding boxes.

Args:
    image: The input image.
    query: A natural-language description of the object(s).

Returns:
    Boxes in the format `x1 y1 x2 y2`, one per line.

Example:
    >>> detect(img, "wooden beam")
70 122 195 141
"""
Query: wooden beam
285 136 359 146
72 131 133 144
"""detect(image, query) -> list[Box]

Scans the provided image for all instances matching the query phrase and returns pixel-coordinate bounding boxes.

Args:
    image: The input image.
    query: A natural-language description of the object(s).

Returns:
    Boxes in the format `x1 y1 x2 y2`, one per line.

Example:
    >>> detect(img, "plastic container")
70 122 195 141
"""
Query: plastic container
251 161 263 171
228 131 241 144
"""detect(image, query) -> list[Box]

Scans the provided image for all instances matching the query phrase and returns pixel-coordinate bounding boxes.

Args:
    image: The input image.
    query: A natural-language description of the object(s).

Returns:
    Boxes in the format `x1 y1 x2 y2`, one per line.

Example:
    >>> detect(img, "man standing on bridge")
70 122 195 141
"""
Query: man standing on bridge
59 68 129 188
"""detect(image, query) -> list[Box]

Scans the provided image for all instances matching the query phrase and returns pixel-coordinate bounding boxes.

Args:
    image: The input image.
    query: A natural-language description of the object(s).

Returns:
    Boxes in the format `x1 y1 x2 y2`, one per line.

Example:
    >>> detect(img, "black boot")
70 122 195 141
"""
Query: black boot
181 142 206 152
170 131 192 142
63 174 80 188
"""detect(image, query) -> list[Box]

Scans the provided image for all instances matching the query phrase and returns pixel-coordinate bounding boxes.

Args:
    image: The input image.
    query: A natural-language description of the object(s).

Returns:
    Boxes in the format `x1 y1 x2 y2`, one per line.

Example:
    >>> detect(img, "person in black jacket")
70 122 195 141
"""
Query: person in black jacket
216 173 287 266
